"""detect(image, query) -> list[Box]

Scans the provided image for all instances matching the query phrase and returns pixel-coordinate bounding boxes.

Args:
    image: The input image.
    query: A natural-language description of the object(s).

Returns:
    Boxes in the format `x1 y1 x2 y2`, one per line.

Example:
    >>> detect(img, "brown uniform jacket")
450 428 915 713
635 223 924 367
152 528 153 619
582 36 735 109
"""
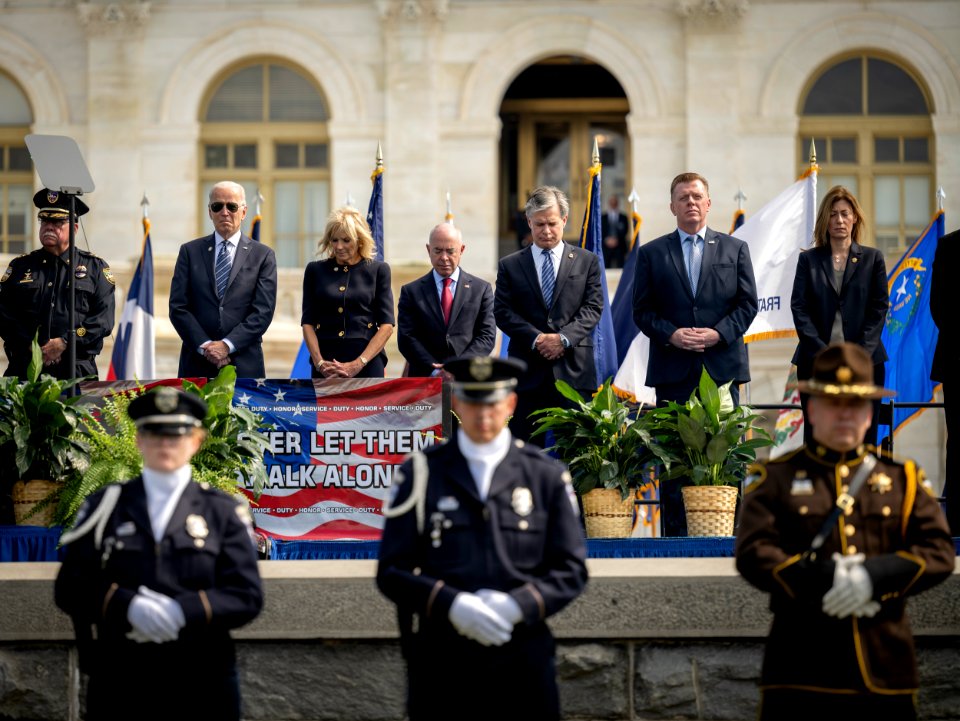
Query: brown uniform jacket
735 445 954 694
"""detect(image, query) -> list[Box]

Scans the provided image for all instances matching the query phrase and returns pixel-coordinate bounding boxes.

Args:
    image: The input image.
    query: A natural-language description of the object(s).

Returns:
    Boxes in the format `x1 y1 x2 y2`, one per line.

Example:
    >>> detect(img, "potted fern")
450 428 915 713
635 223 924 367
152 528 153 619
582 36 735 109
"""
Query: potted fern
642 367 774 536
0 336 91 525
529 379 657 537
52 365 270 529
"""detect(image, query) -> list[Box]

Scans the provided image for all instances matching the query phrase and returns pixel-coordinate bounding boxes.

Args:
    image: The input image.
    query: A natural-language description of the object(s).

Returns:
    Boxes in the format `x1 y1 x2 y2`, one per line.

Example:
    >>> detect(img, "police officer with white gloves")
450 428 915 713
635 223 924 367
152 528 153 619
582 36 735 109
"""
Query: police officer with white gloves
55 387 263 721
377 355 588 721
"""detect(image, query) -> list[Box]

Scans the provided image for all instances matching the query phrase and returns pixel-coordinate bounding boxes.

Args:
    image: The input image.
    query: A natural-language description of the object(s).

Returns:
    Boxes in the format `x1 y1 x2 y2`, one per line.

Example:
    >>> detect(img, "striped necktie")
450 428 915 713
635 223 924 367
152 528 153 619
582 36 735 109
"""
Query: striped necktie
540 248 555 307
215 239 232 298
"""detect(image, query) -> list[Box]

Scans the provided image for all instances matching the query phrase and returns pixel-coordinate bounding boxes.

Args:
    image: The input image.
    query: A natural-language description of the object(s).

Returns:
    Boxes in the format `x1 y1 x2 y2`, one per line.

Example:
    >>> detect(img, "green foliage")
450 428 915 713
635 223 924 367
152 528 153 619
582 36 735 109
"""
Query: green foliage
53 387 144 527
182 365 270 500
529 379 658 500
0 333 91 484
641 367 774 487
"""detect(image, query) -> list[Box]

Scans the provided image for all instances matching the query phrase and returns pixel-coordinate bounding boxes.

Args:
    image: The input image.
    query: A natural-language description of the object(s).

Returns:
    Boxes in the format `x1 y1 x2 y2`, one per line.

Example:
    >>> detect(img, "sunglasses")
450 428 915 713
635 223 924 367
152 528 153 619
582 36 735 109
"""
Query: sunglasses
209 201 243 213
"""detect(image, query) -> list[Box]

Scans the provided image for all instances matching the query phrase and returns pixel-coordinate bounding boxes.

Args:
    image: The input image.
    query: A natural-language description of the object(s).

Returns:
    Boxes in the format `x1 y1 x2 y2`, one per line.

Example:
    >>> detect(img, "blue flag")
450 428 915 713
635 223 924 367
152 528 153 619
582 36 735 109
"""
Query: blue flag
367 166 384 262
879 210 944 441
579 162 618 387
250 212 261 242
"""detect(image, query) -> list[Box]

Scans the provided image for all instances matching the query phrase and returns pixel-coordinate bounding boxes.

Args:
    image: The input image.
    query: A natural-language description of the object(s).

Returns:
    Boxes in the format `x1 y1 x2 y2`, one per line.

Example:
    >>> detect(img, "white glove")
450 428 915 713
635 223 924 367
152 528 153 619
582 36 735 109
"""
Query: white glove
126 587 184 643
823 554 874 618
476 589 523 626
448 593 513 647
831 553 880 617
139 586 186 630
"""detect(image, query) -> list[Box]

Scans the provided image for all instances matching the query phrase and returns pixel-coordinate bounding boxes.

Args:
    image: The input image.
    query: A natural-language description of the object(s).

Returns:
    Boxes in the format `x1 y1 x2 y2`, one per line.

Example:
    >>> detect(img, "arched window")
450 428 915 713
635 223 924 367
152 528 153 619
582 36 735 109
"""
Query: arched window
200 61 330 268
798 53 934 258
0 71 33 256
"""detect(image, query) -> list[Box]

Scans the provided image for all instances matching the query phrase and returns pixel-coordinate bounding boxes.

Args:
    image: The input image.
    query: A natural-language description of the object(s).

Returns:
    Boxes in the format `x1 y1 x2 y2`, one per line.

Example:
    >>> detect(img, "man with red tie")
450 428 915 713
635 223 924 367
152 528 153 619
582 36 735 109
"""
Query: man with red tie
397 223 496 378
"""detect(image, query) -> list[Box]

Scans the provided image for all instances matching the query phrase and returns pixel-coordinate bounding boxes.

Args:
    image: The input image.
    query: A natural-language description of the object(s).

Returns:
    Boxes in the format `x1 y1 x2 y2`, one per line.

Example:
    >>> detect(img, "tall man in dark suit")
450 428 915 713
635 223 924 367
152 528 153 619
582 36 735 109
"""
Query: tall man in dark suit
494 185 603 443
169 181 277 378
632 172 758 405
397 223 496 377
930 227 958 533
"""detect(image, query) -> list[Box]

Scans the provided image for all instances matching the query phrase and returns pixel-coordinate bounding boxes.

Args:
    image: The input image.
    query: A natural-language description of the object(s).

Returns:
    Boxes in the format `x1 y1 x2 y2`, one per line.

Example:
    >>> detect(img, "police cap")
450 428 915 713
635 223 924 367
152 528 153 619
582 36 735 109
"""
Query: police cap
33 188 89 222
796 342 894 400
445 355 527 404
128 387 207 436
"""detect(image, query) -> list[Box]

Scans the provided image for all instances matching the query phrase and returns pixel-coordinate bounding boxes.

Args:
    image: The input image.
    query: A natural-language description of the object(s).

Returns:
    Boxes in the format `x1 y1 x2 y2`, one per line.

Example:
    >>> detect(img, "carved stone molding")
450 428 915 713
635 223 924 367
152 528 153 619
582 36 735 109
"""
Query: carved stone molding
676 0 749 26
376 0 449 23
76 1 151 32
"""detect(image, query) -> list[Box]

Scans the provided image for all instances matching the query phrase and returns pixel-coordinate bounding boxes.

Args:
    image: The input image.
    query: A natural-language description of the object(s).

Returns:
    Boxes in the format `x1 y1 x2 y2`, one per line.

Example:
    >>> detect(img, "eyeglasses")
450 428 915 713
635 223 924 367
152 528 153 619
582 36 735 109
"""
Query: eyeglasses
209 201 243 213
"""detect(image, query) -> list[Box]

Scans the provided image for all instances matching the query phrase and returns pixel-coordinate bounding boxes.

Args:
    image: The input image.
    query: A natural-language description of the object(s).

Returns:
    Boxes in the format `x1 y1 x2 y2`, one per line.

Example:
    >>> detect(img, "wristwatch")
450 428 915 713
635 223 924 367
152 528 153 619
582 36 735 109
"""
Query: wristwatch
359 355 369 366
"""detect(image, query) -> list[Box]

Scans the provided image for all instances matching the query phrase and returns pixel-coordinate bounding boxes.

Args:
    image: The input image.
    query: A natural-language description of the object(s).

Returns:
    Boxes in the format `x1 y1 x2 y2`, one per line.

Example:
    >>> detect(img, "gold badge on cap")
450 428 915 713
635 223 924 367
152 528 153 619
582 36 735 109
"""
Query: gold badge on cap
186 514 209 548
869 472 893 494
836 366 853 383
511 487 534 517
469 356 493 381
47 191 59 204
155 387 178 412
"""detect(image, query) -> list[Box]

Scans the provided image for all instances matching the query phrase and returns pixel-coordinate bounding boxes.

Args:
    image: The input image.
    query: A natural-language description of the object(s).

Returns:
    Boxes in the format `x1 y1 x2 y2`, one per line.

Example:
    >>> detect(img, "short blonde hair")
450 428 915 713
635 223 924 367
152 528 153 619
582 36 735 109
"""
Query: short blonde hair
317 206 375 261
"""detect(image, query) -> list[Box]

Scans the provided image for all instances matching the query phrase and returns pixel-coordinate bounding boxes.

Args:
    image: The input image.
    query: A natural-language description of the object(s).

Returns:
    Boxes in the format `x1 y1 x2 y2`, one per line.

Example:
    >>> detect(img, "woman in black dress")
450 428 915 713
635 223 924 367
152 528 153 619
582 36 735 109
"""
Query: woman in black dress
301 206 395 378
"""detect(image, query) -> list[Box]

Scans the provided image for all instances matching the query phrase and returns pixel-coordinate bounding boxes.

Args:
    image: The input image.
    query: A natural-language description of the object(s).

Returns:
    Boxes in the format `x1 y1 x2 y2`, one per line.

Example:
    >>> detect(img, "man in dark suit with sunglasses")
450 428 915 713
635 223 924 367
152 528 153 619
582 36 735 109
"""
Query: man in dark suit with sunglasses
170 181 277 378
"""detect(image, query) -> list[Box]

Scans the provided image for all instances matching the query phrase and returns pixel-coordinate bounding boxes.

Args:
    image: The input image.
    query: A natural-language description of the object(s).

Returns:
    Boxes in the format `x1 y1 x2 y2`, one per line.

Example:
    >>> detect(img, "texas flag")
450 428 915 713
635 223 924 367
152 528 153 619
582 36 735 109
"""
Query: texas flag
107 208 155 381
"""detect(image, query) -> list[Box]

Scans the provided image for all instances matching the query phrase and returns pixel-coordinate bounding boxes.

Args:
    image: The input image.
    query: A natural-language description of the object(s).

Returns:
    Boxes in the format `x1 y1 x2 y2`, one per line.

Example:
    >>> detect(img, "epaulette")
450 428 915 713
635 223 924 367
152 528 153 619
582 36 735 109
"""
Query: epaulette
743 462 767 493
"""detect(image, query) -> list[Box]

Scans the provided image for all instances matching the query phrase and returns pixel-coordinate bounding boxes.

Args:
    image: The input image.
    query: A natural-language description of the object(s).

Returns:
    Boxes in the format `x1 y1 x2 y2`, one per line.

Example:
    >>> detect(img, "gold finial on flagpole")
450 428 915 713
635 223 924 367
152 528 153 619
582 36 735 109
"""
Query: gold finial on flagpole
808 139 817 167
376 140 383 170
592 136 600 165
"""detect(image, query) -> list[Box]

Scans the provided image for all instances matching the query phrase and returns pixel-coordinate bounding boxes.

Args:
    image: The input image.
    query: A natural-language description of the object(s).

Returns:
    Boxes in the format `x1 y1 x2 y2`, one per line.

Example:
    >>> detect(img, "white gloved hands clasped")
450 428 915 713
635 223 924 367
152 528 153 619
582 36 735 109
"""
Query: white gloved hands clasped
822 553 879 619
476 588 523 626
448 592 513 647
126 586 186 643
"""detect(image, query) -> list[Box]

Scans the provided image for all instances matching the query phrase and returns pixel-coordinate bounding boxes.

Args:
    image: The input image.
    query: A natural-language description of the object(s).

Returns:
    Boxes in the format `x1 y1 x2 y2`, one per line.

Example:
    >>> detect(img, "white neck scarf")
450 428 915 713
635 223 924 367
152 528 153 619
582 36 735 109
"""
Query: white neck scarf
142 465 192 542
457 428 512 501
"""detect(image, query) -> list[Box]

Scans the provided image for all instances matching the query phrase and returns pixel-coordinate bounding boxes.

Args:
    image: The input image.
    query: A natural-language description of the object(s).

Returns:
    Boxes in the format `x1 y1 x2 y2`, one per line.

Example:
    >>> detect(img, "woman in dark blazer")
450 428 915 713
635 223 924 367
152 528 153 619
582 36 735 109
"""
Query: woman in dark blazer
791 185 889 445
301 206 394 379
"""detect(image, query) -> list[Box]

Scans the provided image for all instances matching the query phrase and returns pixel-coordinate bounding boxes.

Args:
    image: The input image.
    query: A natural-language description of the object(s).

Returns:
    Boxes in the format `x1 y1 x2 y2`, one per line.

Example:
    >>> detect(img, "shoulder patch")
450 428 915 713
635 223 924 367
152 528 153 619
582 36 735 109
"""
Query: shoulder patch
0 265 10 283
102 267 115 285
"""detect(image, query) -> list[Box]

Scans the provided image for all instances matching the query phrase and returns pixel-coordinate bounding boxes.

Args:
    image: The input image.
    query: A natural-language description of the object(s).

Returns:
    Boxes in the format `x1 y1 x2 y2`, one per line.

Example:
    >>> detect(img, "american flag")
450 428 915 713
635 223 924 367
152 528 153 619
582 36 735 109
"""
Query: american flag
235 377 443 540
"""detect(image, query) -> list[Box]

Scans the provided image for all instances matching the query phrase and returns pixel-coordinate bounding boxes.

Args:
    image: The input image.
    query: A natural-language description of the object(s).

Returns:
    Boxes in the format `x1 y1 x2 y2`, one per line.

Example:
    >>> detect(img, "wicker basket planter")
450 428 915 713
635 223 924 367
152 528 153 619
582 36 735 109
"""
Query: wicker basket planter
681 485 738 537
12 479 60 527
581 487 634 538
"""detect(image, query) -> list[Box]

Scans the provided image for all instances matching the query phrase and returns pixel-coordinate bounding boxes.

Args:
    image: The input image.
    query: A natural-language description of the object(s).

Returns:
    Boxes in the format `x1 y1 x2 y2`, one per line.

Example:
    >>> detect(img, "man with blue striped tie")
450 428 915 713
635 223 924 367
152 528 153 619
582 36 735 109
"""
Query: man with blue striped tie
494 186 603 443
170 181 277 378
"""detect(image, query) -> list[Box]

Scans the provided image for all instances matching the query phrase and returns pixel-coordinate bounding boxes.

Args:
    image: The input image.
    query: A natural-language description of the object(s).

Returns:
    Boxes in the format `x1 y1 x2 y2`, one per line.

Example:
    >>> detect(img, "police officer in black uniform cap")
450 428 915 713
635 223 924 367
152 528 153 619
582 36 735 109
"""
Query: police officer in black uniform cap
0 188 115 379
377 355 588 721
55 387 263 721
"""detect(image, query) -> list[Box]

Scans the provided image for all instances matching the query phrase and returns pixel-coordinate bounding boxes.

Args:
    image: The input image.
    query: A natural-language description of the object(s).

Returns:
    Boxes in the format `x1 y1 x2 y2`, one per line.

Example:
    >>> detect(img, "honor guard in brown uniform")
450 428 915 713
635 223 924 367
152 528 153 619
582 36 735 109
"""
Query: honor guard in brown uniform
55 388 263 721
736 343 955 721
0 189 115 379
377 356 588 721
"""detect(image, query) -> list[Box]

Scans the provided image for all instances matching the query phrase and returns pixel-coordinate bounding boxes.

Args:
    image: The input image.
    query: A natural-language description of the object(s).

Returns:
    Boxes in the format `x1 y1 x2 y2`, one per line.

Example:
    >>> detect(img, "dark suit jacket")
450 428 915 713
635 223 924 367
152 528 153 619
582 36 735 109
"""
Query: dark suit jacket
790 243 888 379
930 229 957 382
397 269 496 377
601 211 629 267
169 233 277 378
494 243 603 392
632 228 758 387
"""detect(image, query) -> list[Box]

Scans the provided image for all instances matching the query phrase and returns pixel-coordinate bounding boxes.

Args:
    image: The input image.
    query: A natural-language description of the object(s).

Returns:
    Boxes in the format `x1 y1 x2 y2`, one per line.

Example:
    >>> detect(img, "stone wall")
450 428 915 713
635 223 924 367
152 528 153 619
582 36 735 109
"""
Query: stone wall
1 559 957 721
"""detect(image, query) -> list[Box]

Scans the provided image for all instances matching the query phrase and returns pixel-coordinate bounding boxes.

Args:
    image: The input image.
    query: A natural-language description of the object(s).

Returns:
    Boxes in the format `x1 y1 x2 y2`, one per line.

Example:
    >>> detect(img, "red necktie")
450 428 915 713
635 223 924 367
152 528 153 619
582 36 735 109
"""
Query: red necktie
441 277 453 326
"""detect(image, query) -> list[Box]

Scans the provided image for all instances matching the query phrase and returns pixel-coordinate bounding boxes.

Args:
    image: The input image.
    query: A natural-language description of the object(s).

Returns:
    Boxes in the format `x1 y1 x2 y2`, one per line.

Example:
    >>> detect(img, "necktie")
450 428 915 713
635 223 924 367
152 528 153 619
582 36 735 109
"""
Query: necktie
441 277 453 326
215 240 231 298
540 248 555 307
688 236 702 294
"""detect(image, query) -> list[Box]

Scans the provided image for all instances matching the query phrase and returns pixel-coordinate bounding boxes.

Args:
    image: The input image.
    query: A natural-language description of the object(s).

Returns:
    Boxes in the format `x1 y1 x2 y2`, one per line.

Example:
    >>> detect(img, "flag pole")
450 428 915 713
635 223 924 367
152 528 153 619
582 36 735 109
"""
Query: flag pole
445 189 454 225
734 187 746 211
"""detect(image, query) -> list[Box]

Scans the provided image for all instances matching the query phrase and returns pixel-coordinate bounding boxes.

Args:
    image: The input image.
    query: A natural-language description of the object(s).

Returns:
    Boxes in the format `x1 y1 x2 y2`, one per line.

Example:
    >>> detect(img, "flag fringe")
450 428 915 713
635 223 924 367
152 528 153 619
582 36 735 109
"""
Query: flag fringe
744 329 798 343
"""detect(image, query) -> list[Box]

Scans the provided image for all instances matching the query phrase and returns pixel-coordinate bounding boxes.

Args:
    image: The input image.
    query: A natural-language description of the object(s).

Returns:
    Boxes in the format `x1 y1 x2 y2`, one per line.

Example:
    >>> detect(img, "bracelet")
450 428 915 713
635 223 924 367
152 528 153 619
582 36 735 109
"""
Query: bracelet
359 355 369 366
314 359 325 370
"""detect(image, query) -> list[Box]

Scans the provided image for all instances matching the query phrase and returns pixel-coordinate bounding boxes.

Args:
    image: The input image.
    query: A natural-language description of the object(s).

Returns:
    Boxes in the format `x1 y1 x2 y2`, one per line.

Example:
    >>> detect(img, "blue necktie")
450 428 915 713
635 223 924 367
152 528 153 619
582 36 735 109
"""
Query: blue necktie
215 240 231 298
687 235 702 294
540 248 555 307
